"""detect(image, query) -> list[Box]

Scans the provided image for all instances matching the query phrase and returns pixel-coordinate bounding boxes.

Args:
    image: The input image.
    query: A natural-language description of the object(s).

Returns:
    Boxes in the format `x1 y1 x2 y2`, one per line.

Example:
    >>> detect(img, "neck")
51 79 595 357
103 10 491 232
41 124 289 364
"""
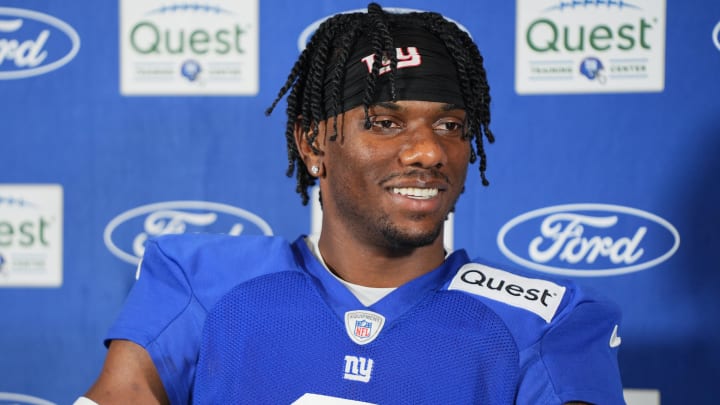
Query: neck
317 223 447 288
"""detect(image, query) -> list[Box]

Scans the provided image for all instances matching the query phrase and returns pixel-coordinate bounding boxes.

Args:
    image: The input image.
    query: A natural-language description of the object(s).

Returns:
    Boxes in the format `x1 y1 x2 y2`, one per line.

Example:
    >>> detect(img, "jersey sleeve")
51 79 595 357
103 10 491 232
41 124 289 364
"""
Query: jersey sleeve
517 298 625 405
104 234 297 404
105 238 207 404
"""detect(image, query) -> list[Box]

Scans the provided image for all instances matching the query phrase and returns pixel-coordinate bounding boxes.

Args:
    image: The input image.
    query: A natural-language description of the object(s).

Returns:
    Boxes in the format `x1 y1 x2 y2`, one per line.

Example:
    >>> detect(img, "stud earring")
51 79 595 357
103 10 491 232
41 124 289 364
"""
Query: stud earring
311 165 319 175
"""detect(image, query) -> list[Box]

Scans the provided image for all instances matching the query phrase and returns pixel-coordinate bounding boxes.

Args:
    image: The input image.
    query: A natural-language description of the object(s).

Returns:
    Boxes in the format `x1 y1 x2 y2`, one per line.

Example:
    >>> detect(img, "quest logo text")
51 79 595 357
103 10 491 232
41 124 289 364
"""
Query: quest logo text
515 0 666 94
120 0 259 95
0 184 63 287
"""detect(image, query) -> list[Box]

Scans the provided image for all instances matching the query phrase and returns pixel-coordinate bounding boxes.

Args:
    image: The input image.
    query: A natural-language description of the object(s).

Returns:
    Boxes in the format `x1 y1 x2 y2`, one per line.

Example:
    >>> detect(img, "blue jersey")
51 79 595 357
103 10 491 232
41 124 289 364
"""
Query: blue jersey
107 234 625 404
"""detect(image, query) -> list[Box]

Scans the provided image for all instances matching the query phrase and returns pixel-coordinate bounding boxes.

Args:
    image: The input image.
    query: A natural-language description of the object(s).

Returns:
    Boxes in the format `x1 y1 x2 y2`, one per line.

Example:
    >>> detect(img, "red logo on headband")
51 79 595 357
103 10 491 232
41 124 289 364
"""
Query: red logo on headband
360 47 422 75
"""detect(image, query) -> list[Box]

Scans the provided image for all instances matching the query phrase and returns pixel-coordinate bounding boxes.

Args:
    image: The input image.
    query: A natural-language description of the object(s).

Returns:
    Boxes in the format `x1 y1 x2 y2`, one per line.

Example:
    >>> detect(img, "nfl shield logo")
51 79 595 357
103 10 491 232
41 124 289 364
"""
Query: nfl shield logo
344 310 386 345
354 320 372 338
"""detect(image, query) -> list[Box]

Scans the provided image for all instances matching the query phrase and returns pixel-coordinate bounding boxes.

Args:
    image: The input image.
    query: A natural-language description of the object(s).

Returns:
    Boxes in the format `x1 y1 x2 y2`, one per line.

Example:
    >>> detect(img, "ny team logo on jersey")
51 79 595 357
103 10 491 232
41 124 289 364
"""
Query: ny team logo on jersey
343 355 374 383
344 310 385 345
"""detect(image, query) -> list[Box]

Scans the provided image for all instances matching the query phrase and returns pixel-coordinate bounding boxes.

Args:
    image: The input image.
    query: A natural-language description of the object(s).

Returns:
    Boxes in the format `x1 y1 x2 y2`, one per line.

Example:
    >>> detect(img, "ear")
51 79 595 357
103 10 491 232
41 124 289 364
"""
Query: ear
293 119 326 177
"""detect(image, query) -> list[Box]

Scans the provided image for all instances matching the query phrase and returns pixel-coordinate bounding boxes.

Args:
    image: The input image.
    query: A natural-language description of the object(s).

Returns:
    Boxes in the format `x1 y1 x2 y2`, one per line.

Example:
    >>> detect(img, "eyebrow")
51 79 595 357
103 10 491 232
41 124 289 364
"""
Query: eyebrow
371 101 464 112
441 103 464 111
372 101 402 111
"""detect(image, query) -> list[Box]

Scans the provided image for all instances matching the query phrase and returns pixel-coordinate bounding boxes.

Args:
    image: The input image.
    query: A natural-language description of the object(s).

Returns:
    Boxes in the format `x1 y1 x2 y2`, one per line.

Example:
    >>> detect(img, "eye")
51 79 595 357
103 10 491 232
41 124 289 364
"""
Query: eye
368 117 402 132
441 122 462 131
373 119 397 129
434 120 465 136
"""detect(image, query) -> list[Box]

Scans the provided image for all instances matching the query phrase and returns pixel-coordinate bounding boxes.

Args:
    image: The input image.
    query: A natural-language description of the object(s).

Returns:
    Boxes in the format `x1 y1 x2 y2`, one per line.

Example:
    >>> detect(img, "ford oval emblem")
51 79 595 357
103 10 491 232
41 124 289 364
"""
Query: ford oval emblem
0 8 81 79
497 203 680 277
0 392 56 405
104 200 273 265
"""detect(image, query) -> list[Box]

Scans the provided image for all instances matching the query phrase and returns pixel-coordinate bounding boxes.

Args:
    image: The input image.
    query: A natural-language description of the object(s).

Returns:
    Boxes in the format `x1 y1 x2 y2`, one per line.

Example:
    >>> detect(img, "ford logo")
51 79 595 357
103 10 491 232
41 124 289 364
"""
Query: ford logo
297 8 471 51
104 201 273 265
0 8 80 80
0 392 55 405
713 19 720 52
497 203 680 277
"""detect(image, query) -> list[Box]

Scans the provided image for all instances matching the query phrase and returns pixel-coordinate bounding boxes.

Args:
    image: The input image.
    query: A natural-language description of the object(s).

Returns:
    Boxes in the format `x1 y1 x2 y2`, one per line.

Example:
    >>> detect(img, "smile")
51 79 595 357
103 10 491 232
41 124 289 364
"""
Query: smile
392 187 439 199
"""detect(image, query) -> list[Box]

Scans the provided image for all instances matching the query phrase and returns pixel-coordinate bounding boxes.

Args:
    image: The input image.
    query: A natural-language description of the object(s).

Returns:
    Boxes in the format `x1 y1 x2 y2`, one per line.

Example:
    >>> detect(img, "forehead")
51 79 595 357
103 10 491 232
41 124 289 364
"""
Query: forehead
333 101 466 127
340 101 466 119
368 101 465 112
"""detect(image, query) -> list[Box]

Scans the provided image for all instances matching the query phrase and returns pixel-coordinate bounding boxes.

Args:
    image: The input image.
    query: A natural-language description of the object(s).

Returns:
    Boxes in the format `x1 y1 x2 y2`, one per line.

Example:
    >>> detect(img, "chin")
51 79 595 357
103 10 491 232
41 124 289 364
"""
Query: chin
381 225 442 250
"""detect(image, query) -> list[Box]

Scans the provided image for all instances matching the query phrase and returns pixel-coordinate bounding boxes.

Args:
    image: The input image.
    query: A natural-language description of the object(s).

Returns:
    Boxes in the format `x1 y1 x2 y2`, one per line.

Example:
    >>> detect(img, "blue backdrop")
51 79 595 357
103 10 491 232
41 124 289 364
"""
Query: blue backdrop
1 1 718 404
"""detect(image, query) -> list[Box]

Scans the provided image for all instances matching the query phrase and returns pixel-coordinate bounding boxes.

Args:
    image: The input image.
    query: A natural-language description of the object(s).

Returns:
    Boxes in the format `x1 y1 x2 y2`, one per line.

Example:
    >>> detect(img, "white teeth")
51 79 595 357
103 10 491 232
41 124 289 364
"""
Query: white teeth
392 187 439 199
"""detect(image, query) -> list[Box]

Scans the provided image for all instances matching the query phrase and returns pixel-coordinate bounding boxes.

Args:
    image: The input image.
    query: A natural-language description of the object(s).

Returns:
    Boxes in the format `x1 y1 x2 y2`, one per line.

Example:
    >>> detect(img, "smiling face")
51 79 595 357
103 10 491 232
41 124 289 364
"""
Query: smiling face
302 100 471 251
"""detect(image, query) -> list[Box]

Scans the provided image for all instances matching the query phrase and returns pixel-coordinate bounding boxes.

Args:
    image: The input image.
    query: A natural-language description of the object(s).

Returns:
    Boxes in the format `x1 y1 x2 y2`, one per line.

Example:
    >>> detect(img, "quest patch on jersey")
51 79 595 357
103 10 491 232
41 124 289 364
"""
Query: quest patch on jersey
449 263 566 323
344 310 385 345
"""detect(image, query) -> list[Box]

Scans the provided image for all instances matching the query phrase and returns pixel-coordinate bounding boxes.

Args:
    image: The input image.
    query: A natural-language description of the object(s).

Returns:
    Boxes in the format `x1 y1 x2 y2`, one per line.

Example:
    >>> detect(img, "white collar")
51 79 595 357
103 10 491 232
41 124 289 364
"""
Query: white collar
304 235 396 307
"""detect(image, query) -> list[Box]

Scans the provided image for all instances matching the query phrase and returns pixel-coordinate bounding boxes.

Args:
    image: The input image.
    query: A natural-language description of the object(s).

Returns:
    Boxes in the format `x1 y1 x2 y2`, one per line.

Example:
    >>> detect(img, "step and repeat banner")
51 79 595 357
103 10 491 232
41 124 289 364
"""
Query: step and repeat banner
1 1 718 403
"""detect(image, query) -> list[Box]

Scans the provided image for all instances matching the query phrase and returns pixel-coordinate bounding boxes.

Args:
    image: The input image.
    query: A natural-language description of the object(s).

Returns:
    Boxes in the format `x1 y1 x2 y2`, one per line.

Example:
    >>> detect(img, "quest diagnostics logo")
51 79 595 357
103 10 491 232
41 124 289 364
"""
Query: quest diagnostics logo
0 8 80 80
497 204 679 277
0 185 63 287
104 200 273 265
515 0 666 94
120 1 258 95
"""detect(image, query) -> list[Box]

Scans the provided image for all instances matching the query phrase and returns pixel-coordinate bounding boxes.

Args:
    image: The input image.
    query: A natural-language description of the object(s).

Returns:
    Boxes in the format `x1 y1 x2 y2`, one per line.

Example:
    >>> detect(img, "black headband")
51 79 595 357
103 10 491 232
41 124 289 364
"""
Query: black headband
323 25 465 116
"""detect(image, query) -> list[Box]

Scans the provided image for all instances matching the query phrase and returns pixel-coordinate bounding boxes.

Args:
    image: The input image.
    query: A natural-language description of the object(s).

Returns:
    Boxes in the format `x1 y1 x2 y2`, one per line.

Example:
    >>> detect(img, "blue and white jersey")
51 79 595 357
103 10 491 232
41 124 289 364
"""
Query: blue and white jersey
106 234 625 404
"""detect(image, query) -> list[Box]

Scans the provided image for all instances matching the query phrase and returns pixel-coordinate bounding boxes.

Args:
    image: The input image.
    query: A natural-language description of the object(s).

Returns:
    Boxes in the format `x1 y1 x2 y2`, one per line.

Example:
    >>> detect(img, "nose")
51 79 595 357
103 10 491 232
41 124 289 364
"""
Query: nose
398 126 446 169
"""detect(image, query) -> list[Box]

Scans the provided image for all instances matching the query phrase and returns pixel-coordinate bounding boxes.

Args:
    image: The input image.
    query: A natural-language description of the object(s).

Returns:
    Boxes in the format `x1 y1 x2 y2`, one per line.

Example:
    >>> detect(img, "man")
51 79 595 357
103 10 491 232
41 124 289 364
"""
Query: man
78 3 625 404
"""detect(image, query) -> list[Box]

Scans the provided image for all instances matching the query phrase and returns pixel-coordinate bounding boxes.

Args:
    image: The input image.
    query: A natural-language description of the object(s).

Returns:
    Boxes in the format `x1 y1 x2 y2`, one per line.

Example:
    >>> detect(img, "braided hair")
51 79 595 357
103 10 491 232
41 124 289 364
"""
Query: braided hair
266 3 494 205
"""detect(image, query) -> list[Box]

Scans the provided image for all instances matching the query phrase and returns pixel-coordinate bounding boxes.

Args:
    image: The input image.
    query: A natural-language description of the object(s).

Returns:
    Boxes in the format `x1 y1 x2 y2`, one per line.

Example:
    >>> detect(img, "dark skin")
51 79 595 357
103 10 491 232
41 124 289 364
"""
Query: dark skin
85 339 168 404
84 101 590 404
298 101 470 288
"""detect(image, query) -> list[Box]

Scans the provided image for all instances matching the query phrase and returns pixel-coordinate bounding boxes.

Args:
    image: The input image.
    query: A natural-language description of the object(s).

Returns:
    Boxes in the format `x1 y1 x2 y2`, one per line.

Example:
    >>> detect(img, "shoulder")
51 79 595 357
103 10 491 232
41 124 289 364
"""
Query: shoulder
148 233 294 262
139 233 301 307
447 260 572 323
106 234 305 402
444 257 620 347
147 233 297 274
444 258 625 403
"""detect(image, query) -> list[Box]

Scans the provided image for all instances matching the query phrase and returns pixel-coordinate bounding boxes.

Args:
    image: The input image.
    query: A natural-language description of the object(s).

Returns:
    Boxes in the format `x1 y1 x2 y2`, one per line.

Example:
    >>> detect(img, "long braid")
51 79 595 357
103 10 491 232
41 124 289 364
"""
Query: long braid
267 3 494 204
361 5 395 129
326 18 363 140
416 11 494 185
